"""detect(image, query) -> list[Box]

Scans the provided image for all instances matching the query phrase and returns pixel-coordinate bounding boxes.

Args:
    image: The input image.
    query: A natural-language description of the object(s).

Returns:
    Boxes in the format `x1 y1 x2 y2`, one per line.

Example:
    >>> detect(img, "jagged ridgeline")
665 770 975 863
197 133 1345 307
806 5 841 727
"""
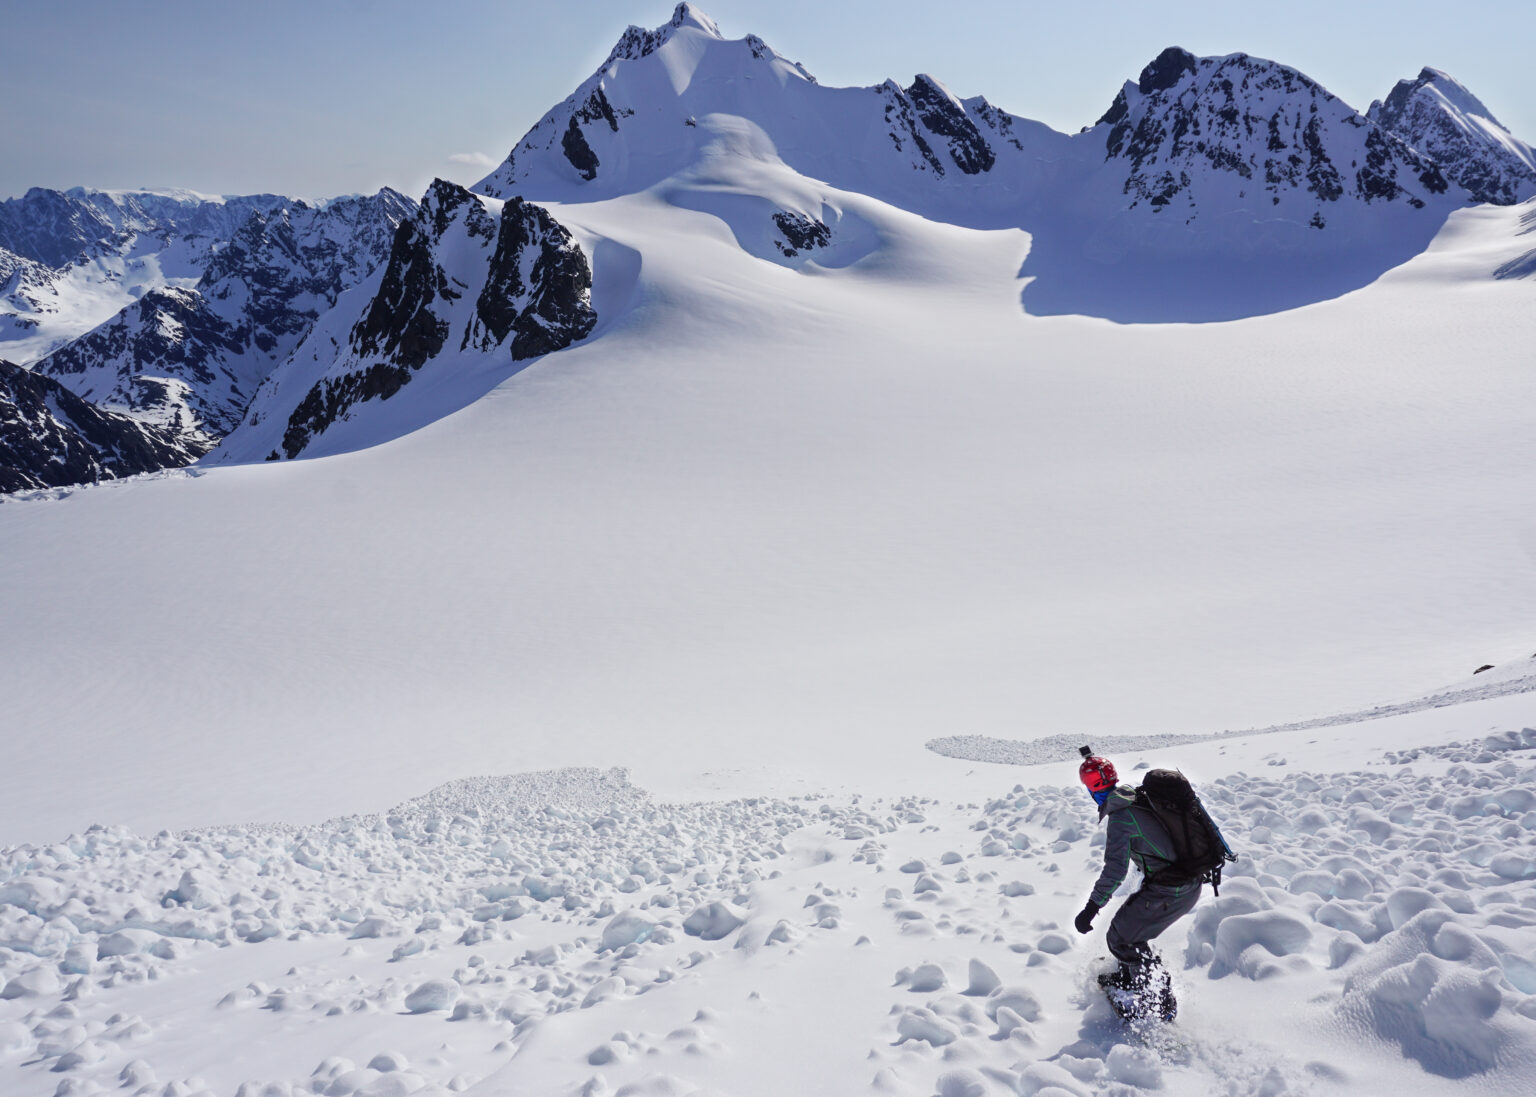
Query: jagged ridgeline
251 180 596 461
30 191 416 451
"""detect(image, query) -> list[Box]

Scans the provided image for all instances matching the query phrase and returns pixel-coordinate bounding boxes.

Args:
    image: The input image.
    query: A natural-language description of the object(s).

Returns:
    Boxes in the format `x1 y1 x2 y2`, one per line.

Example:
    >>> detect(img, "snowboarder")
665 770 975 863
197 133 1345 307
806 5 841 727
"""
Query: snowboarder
1071 746 1226 1021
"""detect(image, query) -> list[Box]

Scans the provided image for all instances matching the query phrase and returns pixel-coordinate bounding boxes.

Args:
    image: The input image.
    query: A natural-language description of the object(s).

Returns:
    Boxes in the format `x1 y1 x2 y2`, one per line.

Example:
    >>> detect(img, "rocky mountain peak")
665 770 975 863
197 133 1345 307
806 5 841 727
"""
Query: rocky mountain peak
234 180 598 463
605 2 723 66
669 3 721 37
1366 67 1536 205
1138 47 1198 95
1093 49 1456 217
1372 68 1501 133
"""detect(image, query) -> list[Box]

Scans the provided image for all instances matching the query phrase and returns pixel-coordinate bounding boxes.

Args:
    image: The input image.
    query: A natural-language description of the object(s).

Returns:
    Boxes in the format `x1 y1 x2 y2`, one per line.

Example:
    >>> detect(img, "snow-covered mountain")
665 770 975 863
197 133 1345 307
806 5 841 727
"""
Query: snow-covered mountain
1017 47 1472 319
1367 67 1536 205
30 189 415 450
1093 48 1452 220
0 187 292 364
0 357 199 492
212 180 595 462
472 9 1482 321
473 4 1063 219
0 186 289 269
200 6 1535 464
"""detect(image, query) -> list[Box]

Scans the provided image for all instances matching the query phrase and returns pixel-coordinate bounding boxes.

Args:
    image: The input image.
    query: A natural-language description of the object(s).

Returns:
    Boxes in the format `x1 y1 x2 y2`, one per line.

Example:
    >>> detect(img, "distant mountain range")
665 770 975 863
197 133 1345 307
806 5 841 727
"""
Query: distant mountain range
3 3 1533 492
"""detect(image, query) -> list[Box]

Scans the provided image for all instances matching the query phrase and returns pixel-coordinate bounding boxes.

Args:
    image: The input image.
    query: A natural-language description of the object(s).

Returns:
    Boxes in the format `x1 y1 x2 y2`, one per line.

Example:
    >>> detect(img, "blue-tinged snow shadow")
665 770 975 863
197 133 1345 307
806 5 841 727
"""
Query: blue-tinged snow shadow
1017 205 1457 323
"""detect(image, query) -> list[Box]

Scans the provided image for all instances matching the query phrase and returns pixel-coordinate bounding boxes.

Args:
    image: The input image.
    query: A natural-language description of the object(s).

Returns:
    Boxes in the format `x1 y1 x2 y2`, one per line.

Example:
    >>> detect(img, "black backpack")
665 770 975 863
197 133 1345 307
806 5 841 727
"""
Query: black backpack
1135 769 1237 895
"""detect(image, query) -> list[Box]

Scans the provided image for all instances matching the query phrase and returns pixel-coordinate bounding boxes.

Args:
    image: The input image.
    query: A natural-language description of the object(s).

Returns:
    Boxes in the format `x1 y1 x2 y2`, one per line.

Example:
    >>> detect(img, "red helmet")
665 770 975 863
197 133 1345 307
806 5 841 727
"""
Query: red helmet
1079 754 1118 793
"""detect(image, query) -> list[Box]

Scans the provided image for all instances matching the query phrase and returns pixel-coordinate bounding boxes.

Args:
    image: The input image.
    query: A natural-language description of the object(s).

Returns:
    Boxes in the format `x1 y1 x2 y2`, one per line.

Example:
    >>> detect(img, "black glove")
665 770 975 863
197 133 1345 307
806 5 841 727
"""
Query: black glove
1074 900 1100 934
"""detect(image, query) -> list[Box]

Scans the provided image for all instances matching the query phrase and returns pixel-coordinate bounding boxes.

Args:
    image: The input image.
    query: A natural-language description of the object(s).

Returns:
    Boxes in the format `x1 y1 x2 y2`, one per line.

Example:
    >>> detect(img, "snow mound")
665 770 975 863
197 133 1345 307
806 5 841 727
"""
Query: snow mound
390 766 648 819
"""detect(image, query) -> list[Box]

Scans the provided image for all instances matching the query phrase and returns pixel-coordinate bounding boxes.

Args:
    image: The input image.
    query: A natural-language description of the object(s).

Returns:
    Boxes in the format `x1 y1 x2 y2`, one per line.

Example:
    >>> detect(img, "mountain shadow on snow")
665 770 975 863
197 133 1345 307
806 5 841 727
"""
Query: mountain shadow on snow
1013 208 1454 323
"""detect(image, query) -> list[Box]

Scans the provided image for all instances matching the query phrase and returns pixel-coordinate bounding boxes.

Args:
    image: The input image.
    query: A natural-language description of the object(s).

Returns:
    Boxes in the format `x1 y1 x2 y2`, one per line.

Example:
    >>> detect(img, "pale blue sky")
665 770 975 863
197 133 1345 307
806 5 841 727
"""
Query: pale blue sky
4 0 1530 201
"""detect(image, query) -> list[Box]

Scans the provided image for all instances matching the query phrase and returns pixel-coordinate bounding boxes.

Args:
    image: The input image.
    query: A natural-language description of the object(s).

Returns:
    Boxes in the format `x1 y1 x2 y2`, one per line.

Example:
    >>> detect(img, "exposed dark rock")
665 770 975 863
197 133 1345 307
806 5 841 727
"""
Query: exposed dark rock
0 187 290 270
1102 51 1452 214
279 184 596 459
280 362 412 459
1303 117 1345 201
1367 68 1536 205
605 3 714 65
0 358 203 493
563 118 602 181
472 197 597 358
773 211 832 257
879 81 946 176
1138 48 1197 95
575 88 622 133
905 76 996 175
968 98 1027 152
560 89 632 182
1098 89 1130 129
1357 126 1407 203
0 188 120 268
351 218 452 372
36 288 245 440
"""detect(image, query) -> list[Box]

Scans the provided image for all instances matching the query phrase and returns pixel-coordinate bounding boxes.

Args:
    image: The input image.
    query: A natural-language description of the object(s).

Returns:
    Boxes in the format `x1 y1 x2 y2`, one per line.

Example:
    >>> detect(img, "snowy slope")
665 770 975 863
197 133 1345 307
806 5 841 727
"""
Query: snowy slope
1369 68 1536 205
3 181 1535 840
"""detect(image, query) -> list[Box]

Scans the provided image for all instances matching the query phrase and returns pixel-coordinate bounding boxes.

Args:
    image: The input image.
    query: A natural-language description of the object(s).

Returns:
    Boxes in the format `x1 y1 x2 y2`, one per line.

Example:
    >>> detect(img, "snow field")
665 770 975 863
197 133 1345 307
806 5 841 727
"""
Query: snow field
2 733 1535 1097
6 179 1536 846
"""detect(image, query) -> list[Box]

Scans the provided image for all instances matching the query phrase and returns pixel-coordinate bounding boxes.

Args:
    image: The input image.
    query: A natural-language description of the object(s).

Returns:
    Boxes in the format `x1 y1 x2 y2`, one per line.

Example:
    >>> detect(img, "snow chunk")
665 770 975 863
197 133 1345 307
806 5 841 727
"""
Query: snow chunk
403 980 460 1014
907 963 947 993
1 966 62 999
964 959 1001 996
1213 911 1313 978
935 1069 988 1097
1106 1044 1163 1087
682 901 744 941
601 910 656 951
1344 953 1512 1077
894 1006 957 1046
986 985 1042 1023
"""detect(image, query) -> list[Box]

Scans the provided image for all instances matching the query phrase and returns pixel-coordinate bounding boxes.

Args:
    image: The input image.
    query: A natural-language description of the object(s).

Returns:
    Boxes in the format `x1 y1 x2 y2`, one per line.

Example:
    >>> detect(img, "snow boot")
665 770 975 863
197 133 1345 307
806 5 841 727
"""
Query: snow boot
1098 956 1176 1022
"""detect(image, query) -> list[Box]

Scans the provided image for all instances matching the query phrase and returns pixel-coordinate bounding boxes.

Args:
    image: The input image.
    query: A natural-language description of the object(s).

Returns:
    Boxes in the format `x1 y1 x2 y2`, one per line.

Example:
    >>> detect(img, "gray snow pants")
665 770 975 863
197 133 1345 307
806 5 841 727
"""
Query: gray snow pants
1106 881 1202 967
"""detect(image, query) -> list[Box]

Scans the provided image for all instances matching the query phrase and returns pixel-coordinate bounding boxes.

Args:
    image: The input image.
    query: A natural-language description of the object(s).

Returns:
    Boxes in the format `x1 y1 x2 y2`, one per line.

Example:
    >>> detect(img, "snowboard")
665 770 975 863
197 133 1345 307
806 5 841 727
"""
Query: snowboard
1098 966 1177 1023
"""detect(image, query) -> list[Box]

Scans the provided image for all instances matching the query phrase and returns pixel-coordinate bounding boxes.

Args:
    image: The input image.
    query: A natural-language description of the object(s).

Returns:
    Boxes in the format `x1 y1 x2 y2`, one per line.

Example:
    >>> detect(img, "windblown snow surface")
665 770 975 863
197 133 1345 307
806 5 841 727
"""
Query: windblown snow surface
4 23 1536 1096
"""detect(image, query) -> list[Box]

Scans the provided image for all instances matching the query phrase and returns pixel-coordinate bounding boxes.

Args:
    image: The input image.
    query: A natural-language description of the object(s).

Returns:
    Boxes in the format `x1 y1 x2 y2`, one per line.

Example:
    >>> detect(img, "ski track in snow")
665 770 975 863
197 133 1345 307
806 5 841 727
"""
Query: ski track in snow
3 738 1535 1097
928 672 1536 769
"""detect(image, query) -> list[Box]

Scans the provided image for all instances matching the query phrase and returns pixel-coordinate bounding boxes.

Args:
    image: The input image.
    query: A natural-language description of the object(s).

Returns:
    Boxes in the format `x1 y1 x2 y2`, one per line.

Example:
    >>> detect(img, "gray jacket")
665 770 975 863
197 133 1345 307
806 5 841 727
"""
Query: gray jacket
1089 785 1180 907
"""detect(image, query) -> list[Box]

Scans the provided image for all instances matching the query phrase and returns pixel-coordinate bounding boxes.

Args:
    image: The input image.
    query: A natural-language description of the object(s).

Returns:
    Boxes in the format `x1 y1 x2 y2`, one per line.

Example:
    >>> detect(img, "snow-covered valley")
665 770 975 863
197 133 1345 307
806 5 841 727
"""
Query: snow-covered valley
4 4 1536 1094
